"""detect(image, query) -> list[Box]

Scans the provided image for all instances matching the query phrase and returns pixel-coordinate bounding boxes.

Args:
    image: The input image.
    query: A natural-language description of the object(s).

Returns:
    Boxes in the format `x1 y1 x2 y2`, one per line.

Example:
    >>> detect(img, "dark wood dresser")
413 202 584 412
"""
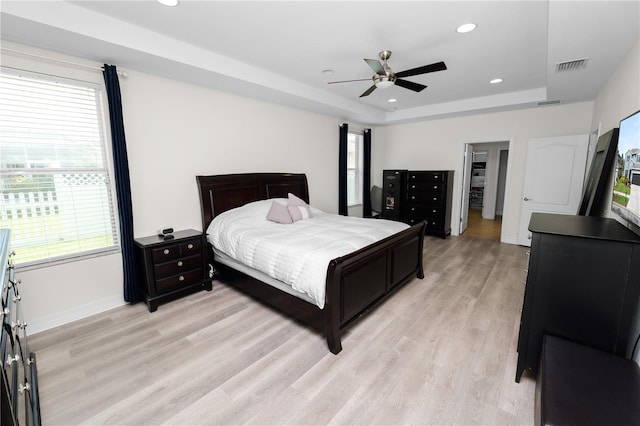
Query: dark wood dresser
404 170 454 238
1 229 41 426
135 229 212 312
515 213 640 382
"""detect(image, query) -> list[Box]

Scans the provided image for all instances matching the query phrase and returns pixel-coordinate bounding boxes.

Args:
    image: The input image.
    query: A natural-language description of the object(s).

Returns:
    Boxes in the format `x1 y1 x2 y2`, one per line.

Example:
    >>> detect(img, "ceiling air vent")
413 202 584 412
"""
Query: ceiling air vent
538 100 562 106
556 58 589 72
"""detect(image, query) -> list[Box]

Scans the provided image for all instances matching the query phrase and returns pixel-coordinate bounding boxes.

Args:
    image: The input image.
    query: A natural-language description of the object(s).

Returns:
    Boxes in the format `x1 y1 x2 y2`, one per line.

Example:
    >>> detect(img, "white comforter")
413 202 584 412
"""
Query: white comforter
206 199 410 308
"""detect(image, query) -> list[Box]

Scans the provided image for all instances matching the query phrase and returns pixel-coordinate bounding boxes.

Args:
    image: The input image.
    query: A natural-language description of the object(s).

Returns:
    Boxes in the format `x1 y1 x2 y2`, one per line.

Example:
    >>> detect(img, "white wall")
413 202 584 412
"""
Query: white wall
2 42 346 333
372 103 595 244
5 39 637 335
589 40 640 364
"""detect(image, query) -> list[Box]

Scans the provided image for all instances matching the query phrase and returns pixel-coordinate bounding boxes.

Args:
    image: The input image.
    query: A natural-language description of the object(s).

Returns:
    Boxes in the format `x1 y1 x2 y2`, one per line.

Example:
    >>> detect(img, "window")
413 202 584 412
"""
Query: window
0 67 118 266
347 131 363 206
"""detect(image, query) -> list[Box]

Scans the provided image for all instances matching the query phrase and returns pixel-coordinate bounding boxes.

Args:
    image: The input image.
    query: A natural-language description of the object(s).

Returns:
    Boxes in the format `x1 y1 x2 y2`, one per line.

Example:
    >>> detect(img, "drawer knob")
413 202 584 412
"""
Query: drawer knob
412 196 415 200
433 185 437 189
163 249 170 255
412 185 416 189
433 197 437 201
177 261 183 267
434 175 439 179
411 207 415 211
187 243 194 249
178 275 184 282
6 354 20 366
18 383 30 395
432 209 436 213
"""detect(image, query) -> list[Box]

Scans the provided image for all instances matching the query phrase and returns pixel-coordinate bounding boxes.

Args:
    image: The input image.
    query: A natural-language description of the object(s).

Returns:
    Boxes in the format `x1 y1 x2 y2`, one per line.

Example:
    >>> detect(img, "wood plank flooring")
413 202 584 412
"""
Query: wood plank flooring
29 235 536 425
461 209 502 240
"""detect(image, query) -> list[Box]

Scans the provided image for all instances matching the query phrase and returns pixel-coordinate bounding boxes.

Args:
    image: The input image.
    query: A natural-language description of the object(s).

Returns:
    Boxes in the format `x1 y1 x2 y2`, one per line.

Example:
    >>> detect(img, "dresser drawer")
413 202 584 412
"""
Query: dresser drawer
156 268 204 293
154 255 202 279
406 205 443 218
408 193 443 204
406 171 445 182
407 217 441 230
407 181 445 193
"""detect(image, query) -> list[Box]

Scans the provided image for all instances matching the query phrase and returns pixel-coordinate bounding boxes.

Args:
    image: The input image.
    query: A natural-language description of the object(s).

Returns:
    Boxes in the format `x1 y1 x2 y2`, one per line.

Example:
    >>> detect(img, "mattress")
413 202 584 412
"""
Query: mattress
206 199 409 308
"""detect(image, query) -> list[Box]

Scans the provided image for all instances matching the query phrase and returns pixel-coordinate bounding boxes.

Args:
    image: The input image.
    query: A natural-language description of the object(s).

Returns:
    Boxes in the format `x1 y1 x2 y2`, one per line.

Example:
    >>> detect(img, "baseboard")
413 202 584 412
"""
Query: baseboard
27 295 126 335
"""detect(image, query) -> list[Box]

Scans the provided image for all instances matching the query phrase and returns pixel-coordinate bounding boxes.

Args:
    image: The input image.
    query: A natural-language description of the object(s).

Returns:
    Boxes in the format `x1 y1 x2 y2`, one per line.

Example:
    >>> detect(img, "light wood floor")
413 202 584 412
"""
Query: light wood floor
461 209 502 240
29 235 536 425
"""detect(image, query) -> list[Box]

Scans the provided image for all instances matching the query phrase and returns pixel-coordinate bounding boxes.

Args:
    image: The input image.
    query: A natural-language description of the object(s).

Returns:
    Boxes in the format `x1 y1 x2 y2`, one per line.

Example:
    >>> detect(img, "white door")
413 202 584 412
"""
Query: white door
518 134 589 246
459 143 473 234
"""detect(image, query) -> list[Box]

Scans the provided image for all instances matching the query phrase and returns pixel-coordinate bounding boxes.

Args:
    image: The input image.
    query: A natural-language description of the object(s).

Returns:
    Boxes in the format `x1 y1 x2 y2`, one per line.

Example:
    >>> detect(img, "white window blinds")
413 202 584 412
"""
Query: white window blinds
0 67 118 266
347 132 363 206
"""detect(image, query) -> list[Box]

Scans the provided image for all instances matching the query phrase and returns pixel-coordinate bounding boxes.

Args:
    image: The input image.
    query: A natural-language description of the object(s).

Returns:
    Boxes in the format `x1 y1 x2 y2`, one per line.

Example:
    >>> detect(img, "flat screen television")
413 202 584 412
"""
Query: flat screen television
578 128 619 216
611 109 640 227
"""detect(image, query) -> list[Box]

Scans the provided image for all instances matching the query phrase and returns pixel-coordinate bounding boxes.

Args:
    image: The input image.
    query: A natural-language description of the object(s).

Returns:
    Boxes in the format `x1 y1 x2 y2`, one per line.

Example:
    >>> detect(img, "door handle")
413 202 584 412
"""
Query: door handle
524 197 532 201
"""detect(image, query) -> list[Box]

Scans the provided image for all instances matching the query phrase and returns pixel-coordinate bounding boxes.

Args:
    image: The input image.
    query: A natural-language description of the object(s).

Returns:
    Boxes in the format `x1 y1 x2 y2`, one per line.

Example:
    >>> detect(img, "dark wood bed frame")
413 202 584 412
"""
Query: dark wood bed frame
196 173 426 354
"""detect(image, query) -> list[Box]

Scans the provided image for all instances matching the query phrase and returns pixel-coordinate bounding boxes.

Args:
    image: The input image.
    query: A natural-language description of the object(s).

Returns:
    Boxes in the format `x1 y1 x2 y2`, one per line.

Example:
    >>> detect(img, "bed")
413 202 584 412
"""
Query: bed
196 173 426 354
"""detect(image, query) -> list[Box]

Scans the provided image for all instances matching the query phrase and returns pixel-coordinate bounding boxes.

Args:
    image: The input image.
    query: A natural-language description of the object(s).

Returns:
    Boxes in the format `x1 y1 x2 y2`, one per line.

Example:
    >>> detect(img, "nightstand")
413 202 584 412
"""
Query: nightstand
134 229 212 312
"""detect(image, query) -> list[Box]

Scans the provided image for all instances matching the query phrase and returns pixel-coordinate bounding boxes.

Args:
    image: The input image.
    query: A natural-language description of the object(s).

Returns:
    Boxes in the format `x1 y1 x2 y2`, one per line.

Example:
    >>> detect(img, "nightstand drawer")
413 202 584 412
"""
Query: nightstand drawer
152 245 179 263
154 255 202 279
156 268 204 293
179 238 201 256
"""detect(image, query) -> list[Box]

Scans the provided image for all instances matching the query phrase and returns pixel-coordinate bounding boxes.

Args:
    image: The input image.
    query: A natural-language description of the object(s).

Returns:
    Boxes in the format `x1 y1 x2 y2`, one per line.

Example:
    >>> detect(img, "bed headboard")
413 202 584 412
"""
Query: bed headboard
196 173 310 231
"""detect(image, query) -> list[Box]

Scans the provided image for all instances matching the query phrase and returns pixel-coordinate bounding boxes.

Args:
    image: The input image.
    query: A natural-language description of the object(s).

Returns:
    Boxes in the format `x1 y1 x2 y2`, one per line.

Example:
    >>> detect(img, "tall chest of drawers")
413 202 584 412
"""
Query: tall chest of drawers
135 229 212 312
1 229 41 426
404 170 454 238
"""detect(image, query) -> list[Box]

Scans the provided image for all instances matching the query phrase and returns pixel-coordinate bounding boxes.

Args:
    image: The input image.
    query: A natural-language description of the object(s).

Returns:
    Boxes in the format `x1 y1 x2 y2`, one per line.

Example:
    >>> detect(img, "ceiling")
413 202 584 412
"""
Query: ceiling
1 1 639 125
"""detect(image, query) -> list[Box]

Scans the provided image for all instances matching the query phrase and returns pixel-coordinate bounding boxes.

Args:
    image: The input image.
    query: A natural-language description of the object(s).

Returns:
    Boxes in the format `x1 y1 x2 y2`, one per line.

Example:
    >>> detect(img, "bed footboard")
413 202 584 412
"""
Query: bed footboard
324 221 426 354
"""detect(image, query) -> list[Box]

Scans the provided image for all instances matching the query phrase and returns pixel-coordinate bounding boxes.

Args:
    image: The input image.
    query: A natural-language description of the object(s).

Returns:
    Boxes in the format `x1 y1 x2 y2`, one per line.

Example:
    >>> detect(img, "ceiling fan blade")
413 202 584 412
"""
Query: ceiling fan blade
327 78 372 84
359 85 377 97
395 79 427 92
395 61 447 78
364 59 385 75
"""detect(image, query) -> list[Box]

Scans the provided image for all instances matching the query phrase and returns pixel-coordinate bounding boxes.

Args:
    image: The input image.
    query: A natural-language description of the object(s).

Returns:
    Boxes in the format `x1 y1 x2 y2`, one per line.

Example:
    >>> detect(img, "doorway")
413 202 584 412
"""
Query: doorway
460 141 510 241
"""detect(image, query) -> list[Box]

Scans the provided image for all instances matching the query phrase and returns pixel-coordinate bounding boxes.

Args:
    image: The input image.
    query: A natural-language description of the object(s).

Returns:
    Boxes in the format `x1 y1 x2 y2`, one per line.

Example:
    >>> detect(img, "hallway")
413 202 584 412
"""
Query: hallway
461 209 502 240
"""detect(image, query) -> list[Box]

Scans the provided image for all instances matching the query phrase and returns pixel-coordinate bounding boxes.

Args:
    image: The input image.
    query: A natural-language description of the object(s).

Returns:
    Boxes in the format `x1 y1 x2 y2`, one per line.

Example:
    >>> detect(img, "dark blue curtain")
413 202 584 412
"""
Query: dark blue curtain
103 65 140 303
339 123 348 215
362 129 372 217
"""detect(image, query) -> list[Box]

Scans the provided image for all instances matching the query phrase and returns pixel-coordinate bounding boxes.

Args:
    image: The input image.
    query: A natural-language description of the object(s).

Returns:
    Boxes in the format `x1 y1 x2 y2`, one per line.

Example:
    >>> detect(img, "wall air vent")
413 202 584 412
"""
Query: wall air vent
556 58 589 72
538 100 562 106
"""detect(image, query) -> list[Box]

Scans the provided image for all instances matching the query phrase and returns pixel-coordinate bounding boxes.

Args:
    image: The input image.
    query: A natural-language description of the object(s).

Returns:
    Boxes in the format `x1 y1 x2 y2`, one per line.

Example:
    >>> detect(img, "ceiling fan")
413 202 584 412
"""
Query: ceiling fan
328 50 447 98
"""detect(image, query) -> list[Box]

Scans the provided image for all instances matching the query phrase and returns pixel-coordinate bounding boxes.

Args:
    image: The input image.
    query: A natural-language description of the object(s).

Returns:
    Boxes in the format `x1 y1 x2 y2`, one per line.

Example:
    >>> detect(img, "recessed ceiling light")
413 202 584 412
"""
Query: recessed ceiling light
490 78 503 84
156 0 179 6
388 98 397 103
456 23 477 33
321 69 335 76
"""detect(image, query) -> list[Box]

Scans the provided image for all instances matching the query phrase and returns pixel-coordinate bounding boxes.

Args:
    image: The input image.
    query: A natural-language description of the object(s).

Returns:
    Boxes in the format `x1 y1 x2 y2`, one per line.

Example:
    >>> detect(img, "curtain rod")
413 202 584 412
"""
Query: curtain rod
1 47 128 78
338 124 370 133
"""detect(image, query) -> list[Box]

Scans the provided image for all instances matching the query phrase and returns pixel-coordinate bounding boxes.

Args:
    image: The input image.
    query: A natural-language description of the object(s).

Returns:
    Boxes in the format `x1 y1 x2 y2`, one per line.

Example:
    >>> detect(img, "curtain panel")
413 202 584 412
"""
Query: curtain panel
103 65 140 303
338 123 348 216
363 128 372 218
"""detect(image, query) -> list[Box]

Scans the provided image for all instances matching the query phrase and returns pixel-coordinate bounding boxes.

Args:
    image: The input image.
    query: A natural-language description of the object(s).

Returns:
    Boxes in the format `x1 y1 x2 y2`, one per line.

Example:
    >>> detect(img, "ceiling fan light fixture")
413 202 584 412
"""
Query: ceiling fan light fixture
388 98 398 103
490 78 503 84
374 75 396 89
456 23 477 33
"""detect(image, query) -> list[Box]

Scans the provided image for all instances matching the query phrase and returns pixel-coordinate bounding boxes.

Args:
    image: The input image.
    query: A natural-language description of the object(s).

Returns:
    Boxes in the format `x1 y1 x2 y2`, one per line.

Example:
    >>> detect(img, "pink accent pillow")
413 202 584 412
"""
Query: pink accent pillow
267 201 293 224
288 205 313 222
288 193 307 206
